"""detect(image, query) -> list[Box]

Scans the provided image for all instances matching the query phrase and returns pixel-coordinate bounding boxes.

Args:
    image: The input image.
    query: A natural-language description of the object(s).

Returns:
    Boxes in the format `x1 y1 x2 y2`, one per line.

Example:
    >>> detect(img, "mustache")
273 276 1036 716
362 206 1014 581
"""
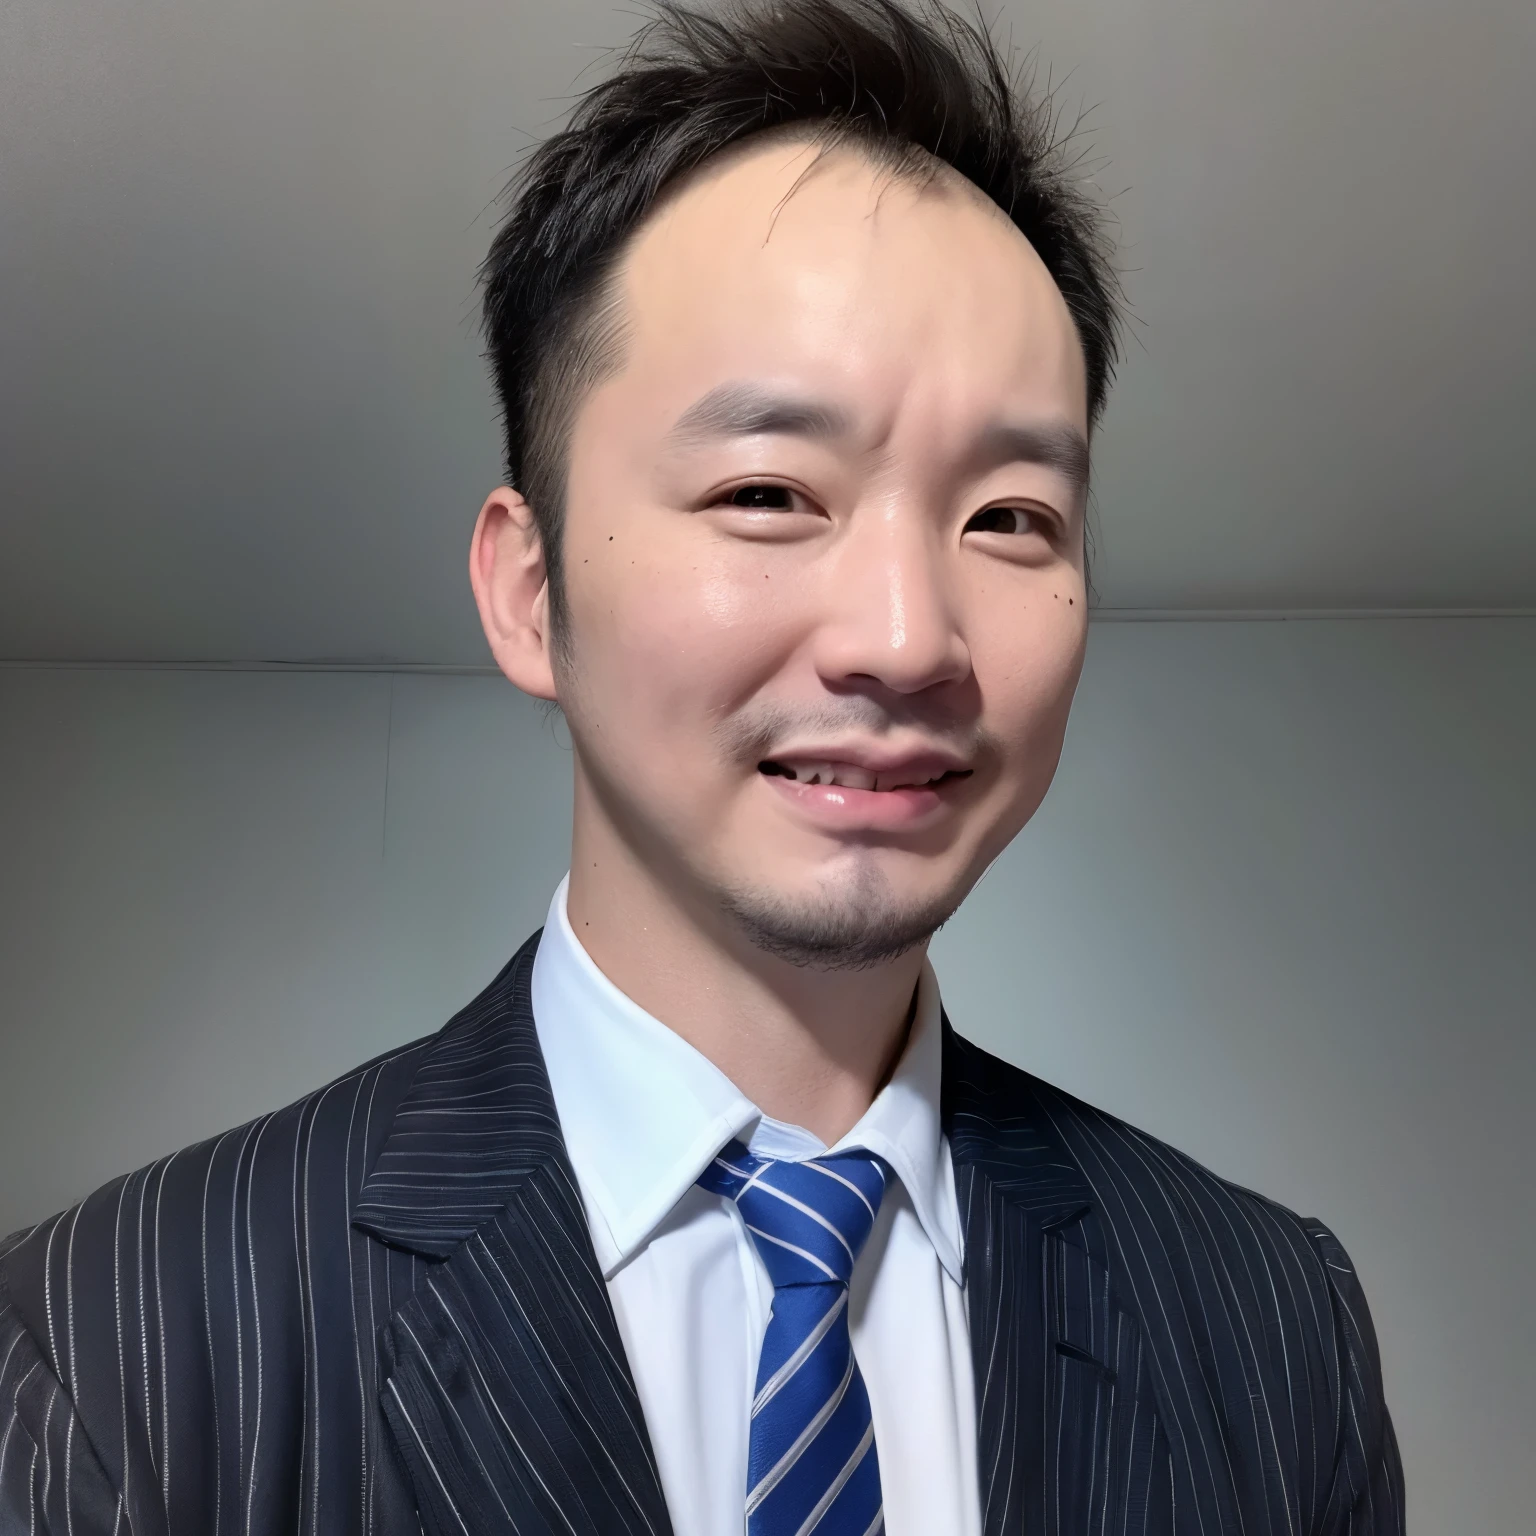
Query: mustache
714 696 990 763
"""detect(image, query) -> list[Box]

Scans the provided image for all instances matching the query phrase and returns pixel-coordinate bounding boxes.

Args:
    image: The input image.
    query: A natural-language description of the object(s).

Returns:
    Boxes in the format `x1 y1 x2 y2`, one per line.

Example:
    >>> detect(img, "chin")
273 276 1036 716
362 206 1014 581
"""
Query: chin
712 859 963 972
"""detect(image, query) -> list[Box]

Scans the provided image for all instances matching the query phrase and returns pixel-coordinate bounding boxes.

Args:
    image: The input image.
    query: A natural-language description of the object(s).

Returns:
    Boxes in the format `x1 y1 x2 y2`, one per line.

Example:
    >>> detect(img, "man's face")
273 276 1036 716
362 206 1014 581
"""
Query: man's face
552 139 1090 965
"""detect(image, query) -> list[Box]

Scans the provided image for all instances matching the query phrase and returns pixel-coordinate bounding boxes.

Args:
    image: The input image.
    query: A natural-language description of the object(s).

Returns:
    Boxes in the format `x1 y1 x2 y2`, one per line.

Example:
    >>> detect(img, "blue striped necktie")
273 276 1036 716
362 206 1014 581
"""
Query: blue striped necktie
698 1138 889 1536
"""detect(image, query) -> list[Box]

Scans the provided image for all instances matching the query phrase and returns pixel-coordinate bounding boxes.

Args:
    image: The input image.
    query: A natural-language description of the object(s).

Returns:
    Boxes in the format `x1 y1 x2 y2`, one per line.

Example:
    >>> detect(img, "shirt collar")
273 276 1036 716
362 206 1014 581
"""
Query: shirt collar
530 876 963 1284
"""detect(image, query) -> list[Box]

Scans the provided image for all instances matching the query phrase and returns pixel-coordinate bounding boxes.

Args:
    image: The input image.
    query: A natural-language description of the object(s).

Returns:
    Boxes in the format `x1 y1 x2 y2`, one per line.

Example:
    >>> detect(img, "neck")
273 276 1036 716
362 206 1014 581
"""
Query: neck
564 796 925 1147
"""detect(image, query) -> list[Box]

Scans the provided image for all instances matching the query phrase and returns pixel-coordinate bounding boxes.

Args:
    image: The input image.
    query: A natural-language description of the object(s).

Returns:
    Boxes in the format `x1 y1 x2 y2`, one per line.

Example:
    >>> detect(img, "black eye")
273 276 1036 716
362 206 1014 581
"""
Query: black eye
727 484 793 510
964 505 1039 536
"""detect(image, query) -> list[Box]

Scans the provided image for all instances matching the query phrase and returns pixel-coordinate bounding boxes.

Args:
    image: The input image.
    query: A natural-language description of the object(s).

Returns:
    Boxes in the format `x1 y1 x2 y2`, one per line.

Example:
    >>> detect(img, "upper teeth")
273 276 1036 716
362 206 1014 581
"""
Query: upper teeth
774 760 948 792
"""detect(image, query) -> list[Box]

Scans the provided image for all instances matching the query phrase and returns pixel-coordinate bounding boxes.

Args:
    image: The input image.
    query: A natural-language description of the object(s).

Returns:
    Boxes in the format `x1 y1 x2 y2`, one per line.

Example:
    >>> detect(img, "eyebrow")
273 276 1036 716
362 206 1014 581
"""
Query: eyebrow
968 420 1092 498
666 379 1091 495
666 382 853 446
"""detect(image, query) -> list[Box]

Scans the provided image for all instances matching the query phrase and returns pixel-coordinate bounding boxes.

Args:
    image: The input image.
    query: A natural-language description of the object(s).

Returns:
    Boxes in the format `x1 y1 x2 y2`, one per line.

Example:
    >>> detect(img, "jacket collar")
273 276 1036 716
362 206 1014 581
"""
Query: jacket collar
943 1018 1161 1536
941 1016 1096 1226
354 931 673 1536
352 931 560 1258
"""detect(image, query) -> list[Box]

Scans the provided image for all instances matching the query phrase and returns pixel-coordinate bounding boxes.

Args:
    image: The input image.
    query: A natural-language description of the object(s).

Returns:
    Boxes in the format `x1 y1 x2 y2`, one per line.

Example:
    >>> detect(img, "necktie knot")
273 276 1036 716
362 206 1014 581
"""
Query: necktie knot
697 1139 889 1290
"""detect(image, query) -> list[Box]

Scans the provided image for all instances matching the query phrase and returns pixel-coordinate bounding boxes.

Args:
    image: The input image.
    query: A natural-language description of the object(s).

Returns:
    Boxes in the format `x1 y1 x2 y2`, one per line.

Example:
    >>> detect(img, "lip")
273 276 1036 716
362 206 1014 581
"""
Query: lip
756 743 973 833
759 771 964 832
757 741 972 784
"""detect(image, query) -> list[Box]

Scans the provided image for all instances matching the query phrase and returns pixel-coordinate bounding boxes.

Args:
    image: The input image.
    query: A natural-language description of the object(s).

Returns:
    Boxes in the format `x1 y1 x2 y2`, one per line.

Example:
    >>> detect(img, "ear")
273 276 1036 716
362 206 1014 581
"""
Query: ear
469 487 558 701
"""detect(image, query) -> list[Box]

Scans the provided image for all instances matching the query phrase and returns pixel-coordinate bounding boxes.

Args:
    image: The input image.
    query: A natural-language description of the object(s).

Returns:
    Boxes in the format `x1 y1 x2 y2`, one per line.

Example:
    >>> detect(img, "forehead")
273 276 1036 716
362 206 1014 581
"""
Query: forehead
607 137 1088 437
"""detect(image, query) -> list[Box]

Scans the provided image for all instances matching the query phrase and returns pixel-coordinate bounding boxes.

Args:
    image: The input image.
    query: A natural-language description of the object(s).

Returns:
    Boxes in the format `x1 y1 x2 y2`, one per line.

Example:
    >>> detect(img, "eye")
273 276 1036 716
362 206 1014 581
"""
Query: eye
724 483 795 510
964 504 1051 537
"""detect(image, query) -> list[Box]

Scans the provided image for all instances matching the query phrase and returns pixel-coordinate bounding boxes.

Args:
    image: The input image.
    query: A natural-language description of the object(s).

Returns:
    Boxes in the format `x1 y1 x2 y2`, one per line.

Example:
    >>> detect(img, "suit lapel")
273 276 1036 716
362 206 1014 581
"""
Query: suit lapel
944 1024 1170 1536
354 935 672 1536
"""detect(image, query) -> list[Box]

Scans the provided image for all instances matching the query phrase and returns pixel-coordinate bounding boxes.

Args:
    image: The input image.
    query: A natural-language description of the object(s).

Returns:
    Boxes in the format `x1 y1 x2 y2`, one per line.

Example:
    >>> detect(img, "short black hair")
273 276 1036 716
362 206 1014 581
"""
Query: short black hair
480 0 1123 630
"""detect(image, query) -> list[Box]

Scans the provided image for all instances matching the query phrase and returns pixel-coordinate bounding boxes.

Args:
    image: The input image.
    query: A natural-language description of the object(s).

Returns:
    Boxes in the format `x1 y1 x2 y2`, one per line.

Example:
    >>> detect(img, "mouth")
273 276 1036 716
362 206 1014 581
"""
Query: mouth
757 758 973 793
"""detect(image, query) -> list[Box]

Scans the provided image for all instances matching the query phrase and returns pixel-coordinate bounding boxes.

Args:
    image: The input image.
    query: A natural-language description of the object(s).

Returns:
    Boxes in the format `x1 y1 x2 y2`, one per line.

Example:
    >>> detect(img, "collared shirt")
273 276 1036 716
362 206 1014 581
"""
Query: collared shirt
530 878 981 1536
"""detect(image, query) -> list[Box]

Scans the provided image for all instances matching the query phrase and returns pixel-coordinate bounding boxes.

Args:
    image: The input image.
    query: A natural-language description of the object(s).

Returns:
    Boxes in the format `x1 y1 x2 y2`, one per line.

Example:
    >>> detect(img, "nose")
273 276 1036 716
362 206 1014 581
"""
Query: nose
811 500 972 697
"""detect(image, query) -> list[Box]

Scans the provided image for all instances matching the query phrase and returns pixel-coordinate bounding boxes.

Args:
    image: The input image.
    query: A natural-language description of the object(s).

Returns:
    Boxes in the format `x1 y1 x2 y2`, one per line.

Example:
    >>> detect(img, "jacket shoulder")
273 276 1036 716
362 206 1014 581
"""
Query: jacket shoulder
947 1026 1336 1267
0 1028 435 1526
1 1027 433 1306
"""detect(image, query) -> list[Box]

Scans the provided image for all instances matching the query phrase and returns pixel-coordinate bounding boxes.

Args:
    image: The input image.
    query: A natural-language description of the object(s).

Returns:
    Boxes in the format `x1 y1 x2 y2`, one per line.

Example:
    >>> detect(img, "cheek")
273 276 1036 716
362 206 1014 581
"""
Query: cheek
976 610 1087 774
564 534 805 736
695 559 769 632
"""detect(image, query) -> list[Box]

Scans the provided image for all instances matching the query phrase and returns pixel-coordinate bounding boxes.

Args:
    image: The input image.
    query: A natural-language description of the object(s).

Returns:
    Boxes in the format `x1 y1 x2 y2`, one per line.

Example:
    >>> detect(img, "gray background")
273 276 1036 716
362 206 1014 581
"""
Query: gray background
2 0 1534 1531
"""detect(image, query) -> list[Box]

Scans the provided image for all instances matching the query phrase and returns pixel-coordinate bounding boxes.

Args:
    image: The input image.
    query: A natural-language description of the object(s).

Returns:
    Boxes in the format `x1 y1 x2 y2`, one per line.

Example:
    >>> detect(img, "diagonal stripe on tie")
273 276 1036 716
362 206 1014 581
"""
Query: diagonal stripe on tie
746 1347 857 1514
793 1419 876 1536
753 1291 847 1415
752 1181 859 1262
744 1223 844 1281
698 1139 889 1536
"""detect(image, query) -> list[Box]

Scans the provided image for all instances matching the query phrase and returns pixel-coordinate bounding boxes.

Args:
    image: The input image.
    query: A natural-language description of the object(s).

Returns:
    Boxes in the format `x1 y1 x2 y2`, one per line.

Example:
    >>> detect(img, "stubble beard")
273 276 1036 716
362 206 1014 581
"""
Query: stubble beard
714 858 962 972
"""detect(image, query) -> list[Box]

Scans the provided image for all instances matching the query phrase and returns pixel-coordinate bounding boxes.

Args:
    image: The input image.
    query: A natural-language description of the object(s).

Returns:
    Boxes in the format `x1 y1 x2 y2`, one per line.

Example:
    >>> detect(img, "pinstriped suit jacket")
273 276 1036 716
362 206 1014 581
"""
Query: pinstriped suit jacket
0 933 1403 1534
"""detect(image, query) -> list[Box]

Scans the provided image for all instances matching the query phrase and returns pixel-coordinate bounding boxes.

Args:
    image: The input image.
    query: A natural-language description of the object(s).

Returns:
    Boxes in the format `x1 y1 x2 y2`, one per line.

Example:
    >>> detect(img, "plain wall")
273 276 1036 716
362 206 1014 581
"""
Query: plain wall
1 617 1532 1532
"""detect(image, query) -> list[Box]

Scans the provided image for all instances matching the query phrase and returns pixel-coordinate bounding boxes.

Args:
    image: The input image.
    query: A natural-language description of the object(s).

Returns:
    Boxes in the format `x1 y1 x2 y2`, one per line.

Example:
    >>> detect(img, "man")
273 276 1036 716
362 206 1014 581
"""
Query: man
0 1 1402 1532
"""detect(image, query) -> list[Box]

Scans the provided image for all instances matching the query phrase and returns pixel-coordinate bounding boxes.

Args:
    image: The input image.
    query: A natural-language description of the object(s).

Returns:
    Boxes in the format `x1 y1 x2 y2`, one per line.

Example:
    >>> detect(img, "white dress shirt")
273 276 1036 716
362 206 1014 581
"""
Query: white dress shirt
530 878 981 1536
